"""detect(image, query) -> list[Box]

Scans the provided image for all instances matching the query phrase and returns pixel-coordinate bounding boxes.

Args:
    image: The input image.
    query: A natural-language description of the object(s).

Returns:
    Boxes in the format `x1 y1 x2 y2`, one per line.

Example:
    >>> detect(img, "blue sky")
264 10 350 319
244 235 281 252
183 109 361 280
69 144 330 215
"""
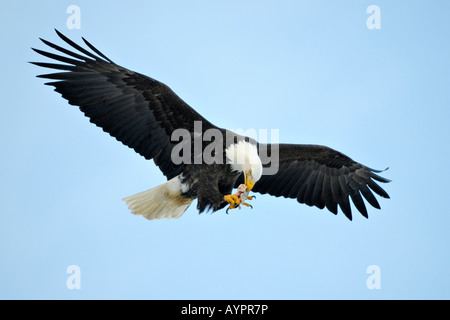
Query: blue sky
1 0 449 299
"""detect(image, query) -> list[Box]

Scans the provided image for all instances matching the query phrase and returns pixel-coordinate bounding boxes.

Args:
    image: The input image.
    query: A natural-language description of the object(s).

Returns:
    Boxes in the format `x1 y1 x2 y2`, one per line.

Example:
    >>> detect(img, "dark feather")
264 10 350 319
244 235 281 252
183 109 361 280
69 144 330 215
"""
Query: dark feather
359 184 380 209
29 62 77 71
40 37 89 61
54 29 102 61
81 37 114 63
32 48 82 65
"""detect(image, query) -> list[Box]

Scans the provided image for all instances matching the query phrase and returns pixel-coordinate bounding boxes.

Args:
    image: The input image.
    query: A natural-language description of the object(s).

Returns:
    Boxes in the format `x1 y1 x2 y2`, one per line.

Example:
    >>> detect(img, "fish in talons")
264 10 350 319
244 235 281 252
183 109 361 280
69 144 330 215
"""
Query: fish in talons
226 184 255 214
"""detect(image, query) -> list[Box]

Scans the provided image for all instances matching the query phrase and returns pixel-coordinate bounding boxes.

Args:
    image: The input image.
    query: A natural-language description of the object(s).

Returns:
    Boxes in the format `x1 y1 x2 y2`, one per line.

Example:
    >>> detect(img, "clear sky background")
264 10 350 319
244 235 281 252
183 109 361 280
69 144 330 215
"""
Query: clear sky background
1 0 449 299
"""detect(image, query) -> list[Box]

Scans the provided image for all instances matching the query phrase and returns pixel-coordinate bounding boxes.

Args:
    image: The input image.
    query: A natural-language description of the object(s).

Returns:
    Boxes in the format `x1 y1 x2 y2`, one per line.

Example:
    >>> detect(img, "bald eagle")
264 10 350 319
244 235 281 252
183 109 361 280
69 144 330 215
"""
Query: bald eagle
31 30 390 221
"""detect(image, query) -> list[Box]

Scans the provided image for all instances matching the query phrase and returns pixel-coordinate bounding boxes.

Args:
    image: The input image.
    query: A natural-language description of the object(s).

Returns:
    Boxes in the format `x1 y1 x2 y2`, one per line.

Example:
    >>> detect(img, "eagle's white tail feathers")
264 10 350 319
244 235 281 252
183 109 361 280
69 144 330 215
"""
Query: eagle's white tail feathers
122 176 192 220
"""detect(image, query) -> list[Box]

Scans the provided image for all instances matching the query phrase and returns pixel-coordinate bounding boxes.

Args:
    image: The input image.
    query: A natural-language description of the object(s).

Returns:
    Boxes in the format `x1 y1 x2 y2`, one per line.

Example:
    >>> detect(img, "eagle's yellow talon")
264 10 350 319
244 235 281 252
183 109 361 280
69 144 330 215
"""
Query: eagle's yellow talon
224 194 241 214
224 187 255 213
224 194 240 206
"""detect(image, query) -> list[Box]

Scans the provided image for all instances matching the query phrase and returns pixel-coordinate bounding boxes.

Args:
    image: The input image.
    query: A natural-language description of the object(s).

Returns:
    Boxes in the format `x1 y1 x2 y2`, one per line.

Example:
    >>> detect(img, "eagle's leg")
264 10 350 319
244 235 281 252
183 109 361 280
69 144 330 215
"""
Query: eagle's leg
241 202 253 209
246 195 256 201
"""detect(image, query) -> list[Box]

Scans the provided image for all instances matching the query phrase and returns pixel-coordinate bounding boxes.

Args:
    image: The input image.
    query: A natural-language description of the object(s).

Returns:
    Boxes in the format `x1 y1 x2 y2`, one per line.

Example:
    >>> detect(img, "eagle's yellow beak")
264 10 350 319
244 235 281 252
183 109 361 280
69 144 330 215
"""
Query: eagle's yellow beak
245 171 255 192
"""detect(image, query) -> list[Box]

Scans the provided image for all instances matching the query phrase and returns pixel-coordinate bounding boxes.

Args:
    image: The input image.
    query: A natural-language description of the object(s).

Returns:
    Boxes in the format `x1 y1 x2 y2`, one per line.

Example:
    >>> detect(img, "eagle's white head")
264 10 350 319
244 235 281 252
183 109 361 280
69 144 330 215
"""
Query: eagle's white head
226 140 263 191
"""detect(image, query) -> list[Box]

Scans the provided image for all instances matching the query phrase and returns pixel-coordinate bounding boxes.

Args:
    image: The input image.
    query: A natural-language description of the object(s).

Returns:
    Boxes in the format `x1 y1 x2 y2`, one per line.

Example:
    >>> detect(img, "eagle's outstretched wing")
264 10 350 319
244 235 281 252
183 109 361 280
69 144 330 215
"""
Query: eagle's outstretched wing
241 144 390 220
31 29 217 179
